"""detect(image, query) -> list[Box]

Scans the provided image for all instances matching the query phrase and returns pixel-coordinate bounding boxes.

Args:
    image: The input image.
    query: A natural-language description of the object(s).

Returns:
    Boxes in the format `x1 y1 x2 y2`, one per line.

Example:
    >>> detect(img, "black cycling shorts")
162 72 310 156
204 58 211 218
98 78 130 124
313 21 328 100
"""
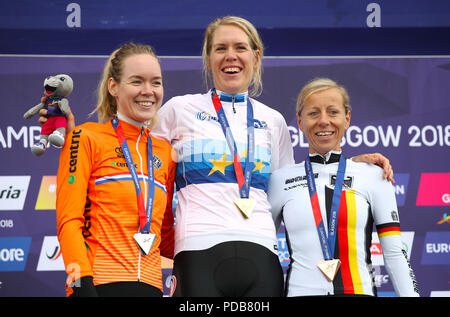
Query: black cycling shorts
170 241 284 297
70 278 163 297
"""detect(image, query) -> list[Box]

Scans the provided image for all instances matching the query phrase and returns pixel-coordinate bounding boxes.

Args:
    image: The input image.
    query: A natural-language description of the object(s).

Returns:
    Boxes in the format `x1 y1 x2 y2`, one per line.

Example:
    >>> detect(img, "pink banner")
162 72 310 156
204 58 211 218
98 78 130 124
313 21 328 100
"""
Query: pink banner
416 173 450 206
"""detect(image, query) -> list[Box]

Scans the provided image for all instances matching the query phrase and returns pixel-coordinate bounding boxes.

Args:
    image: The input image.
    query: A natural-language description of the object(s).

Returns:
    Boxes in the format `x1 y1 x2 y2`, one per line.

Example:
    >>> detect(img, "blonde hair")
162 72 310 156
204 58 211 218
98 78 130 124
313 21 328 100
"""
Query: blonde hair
91 43 161 129
202 16 264 97
296 78 351 116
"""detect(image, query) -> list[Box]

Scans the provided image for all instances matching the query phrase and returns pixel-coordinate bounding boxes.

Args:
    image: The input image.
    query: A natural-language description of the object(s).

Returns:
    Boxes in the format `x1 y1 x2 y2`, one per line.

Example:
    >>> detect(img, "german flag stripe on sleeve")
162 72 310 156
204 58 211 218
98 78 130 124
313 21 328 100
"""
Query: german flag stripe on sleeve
376 222 401 238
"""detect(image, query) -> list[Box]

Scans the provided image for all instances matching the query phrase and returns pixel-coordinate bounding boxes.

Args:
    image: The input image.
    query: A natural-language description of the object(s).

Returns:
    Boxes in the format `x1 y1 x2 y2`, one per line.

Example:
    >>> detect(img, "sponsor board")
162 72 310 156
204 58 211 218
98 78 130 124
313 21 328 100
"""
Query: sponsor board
370 231 414 266
393 173 409 207
416 173 450 206
277 233 290 267
421 231 450 264
0 237 31 271
36 236 65 271
35 176 57 210
0 176 31 211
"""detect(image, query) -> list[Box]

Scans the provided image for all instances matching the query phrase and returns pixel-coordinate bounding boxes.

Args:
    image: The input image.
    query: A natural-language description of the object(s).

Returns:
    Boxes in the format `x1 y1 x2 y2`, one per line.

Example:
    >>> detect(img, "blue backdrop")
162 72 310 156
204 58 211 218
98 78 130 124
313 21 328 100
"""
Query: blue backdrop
0 1 449 297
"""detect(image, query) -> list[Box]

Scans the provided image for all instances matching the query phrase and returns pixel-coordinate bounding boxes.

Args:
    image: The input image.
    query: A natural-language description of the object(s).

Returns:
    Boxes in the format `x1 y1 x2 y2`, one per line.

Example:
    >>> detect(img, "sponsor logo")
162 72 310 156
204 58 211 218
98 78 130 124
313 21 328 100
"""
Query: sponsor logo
36 236 65 271
284 173 317 191
113 147 161 170
416 173 450 206
153 155 162 170
370 231 414 266
373 269 391 288
69 129 82 173
393 173 409 207
195 111 268 129
196 111 218 122
0 176 31 211
430 291 450 297
253 119 268 129
0 219 13 228
421 231 450 264
285 174 308 185
168 275 177 297
0 237 32 271
82 193 92 239
111 161 137 168
437 213 450 225
115 146 125 158
330 175 353 188
35 175 57 210
391 211 399 222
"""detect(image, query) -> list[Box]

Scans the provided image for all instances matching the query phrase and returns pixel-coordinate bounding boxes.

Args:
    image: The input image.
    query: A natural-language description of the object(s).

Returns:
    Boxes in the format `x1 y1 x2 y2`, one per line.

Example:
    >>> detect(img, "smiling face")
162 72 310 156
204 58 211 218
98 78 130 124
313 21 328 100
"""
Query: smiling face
298 87 351 156
108 53 163 123
43 74 73 97
207 24 260 95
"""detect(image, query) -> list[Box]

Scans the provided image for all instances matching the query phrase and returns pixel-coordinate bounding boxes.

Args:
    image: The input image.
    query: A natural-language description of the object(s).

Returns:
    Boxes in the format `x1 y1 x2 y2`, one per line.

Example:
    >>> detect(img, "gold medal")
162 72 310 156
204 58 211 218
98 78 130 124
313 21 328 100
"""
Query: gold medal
317 259 341 282
234 197 256 218
133 233 156 255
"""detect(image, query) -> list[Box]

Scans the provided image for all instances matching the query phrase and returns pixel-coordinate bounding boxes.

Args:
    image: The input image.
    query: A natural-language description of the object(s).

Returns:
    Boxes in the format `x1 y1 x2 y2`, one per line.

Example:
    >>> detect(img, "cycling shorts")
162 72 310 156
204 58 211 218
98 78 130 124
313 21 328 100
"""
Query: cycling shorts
170 241 284 297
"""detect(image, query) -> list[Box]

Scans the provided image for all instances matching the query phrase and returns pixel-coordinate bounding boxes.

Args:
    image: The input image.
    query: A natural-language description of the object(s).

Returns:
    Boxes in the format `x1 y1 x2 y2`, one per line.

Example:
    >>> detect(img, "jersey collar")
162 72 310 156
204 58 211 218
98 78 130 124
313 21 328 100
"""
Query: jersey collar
215 89 248 103
309 150 342 164
117 112 150 128
116 112 151 137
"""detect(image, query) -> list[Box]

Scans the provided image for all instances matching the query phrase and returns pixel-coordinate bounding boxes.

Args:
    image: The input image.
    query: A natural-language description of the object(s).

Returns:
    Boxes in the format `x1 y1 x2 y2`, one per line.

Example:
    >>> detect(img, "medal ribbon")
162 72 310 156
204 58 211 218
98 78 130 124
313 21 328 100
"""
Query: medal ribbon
211 89 254 198
304 154 346 260
111 117 154 234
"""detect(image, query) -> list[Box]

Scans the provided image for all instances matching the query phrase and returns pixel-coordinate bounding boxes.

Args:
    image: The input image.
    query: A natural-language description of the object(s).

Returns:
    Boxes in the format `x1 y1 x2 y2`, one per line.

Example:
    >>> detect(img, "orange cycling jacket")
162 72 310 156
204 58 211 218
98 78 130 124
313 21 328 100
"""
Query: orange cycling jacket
56 118 176 296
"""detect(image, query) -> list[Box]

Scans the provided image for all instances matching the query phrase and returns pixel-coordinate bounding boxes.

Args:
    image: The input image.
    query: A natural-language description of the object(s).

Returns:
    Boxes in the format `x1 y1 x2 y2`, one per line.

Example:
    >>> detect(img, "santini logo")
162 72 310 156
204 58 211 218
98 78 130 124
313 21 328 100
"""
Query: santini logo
196 111 218 122
195 112 268 128
0 176 31 211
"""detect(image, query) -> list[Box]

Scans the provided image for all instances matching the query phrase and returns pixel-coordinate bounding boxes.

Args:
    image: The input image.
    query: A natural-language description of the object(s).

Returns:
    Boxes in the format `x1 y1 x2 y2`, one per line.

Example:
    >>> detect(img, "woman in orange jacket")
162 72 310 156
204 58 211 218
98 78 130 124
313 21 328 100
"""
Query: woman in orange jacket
55 43 176 297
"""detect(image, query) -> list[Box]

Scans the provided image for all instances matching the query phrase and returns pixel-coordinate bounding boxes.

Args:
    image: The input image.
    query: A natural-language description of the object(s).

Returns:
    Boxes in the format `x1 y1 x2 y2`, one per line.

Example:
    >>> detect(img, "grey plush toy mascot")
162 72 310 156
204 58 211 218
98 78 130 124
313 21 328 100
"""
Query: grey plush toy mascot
24 74 73 156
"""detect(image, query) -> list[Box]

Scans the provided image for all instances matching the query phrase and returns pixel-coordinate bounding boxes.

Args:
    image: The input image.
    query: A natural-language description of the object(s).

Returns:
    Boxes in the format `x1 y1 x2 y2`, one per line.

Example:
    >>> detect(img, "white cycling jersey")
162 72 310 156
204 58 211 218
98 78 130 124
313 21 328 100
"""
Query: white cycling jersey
267 151 419 297
152 90 294 256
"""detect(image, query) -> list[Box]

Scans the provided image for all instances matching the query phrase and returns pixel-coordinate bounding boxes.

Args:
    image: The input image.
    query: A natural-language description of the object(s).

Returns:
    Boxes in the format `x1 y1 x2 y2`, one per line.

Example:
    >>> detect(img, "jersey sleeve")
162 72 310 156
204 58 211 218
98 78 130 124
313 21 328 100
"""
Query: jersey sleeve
369 168 420 296
152 98 178 144
267 168 286 231
56 126 94 285
159 147 177 259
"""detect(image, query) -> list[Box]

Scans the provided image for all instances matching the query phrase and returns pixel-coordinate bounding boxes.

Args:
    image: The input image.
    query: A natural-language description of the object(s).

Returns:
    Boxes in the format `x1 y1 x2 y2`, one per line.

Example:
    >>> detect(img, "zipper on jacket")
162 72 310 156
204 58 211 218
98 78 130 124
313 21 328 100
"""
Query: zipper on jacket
136 127 146 282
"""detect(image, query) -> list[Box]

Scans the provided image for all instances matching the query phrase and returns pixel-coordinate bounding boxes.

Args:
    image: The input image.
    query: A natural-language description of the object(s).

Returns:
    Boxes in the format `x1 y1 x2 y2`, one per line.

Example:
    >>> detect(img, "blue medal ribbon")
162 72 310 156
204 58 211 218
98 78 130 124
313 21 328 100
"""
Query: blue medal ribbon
111 117 154 234
210 89 254 198
304 154 346 260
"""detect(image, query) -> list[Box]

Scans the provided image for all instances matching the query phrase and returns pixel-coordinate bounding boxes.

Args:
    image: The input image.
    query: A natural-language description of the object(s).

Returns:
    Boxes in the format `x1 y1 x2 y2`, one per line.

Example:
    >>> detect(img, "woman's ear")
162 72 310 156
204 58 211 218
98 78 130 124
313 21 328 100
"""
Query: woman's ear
297 112 304 133
253 49 261 69
345 110 351 130
108 77 118 97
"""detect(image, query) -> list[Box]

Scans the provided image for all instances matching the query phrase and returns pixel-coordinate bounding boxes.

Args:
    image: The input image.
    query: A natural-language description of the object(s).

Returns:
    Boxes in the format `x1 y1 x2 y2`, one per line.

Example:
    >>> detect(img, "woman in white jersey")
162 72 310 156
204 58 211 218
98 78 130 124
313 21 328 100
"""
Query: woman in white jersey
152 17 395 297
267 78 419 297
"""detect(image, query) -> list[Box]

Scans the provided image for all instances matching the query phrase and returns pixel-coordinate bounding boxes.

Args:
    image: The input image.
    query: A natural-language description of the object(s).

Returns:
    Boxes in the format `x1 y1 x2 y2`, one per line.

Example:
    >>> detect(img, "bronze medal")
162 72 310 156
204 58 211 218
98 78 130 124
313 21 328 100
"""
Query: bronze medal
317 259 341 282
